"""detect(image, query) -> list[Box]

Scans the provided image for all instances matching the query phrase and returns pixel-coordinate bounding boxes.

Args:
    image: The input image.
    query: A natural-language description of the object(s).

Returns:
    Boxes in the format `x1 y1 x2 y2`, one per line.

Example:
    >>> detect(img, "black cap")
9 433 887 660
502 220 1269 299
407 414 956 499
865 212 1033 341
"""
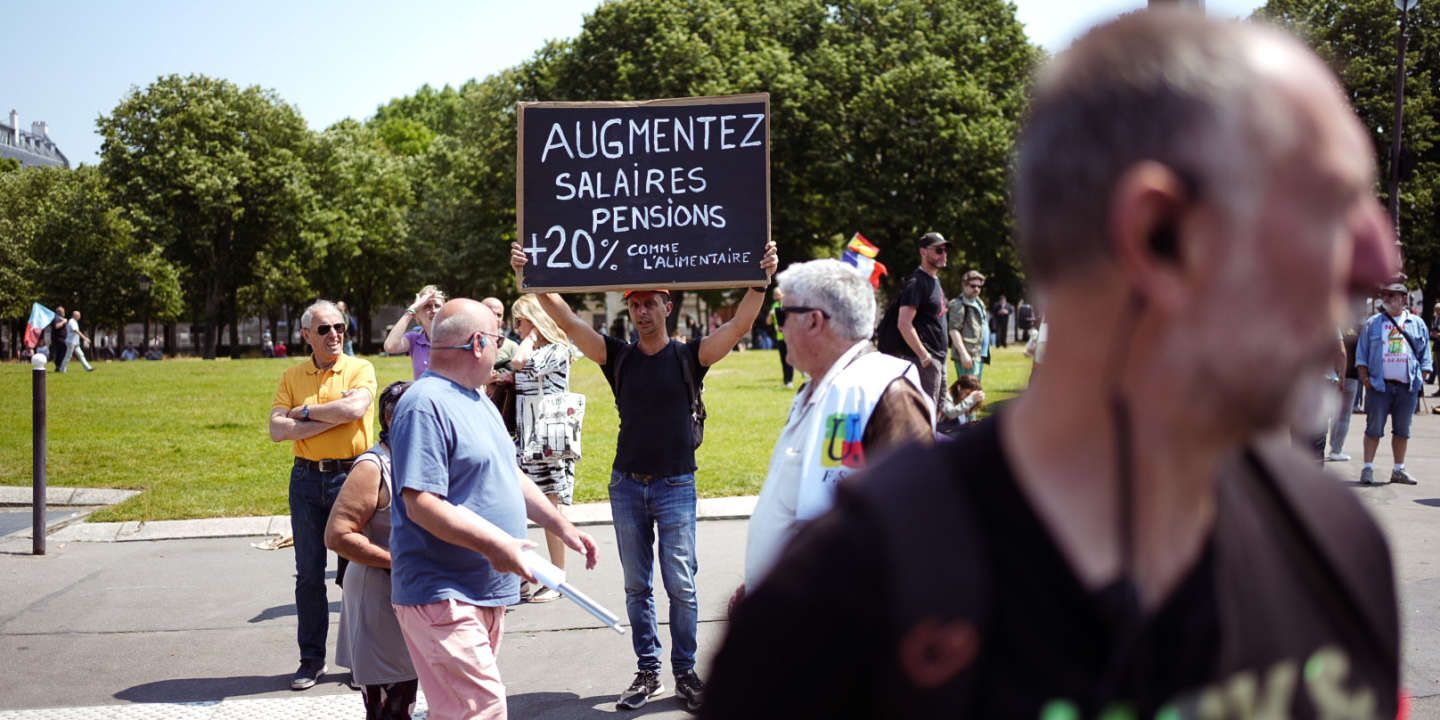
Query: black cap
918 232 949 249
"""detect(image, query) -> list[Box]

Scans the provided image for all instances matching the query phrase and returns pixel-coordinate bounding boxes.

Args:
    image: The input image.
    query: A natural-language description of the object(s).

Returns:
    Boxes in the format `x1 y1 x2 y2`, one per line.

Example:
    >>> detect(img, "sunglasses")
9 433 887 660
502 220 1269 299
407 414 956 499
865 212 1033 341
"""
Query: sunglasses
313 323 346 337
436 331 507 352
929 246 949 254
775 306 830 326
968 283 985 289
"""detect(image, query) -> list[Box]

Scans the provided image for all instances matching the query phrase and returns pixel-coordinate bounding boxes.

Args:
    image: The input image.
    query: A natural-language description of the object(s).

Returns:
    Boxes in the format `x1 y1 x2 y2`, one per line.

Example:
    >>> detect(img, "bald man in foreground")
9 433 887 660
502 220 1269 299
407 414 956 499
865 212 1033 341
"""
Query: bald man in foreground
388 298 599 720
706 11 1402 718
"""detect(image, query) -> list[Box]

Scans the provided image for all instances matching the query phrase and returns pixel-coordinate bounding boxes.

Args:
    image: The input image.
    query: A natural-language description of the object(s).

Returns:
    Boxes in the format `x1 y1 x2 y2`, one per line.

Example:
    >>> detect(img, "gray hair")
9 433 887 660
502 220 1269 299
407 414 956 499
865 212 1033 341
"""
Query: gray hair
1014 11 1302 285
775 259 876 341
300 300 342 331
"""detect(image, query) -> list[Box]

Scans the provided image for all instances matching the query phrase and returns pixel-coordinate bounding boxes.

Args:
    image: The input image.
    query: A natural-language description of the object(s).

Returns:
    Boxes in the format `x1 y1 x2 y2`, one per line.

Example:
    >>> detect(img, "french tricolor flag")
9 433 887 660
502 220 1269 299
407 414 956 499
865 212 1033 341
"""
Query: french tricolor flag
841 233 888 289
24 303 55 350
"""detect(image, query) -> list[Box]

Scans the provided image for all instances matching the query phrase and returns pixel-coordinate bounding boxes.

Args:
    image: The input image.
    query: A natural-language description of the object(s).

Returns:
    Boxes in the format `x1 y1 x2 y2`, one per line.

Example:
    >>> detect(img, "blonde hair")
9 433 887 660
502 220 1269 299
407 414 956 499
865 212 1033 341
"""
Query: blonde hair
512 294 569 346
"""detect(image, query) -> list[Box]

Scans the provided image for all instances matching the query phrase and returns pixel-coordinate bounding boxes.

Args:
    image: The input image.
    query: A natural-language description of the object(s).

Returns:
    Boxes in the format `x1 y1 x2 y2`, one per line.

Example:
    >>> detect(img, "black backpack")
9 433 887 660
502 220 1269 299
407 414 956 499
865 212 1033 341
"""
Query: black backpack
612 339 707 449
875 278 914 357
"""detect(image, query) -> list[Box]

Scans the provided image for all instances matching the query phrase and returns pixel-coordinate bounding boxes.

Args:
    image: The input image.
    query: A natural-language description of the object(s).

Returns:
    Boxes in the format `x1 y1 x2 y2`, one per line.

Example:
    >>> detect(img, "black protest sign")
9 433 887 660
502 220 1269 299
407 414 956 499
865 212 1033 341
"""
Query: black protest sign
516 93 770 293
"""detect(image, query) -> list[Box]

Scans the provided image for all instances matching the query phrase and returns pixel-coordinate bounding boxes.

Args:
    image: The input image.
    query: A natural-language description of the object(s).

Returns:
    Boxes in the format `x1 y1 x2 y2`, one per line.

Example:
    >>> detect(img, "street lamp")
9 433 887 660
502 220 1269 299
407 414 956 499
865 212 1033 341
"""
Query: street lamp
137 273 152 349
1388 0 1419 253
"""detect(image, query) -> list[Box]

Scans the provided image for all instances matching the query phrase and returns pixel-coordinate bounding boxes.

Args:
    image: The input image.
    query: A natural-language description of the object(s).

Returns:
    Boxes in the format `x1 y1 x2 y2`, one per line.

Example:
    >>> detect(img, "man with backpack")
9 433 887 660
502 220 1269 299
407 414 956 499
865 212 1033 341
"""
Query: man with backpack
511 240 778 714
949 270 990 381
1356 277 1431 485
704 11 1402 717
876 232 950 408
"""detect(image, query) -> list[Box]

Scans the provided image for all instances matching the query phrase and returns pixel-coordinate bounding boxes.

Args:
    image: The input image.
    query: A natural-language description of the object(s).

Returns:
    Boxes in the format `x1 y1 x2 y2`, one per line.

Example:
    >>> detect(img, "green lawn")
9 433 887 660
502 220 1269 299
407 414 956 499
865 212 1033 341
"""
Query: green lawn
0 347 1031 521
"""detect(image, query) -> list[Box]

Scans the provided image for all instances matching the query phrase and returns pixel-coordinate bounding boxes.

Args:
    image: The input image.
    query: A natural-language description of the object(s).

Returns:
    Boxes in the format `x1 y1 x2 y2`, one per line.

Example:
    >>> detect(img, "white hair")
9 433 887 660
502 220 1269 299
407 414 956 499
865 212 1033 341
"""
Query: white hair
300 300 342 331
775 259 876 341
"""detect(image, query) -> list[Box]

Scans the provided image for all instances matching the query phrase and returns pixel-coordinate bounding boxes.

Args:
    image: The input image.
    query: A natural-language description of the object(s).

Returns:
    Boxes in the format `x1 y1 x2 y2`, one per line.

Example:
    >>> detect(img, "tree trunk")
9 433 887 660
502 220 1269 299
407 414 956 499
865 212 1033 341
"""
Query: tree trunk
667 290 686 336
358 290 373 355
227 288 241 358
1424 259 1440 333
202 274 222 360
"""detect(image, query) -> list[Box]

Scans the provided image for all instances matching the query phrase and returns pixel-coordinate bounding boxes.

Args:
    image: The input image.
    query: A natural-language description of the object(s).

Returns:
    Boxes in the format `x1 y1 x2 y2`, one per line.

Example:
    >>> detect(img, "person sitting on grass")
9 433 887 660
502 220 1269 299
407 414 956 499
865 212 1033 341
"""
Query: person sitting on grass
937 375 985 437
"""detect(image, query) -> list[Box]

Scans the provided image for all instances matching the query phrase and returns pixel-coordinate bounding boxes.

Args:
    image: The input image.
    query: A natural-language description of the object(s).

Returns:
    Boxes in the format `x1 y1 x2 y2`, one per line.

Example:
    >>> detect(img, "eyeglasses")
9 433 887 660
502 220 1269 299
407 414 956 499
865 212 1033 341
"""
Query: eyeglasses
775 306 829 326
436 331 507 352
314 323 346 337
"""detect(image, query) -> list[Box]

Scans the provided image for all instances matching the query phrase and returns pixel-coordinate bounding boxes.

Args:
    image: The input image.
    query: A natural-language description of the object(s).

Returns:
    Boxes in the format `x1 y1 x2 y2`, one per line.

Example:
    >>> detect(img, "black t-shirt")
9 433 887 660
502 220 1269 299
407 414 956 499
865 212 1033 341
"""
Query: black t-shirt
896 268 947 361
705 416 1400 719
602 335 709 476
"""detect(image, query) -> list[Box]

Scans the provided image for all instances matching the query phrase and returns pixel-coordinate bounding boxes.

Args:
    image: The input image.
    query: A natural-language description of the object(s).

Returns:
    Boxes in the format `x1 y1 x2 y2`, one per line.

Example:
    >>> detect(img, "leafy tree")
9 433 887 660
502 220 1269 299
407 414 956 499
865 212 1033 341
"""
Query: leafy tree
308 120 415 351
1256 0 1439 317
373 82 474 137
98 74 313 358
0 166 183 334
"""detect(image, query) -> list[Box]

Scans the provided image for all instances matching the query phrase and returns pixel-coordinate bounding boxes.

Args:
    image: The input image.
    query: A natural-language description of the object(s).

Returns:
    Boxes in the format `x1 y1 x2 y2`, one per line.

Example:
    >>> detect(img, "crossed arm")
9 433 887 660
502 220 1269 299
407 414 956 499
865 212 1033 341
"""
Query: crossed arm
268 388 372 442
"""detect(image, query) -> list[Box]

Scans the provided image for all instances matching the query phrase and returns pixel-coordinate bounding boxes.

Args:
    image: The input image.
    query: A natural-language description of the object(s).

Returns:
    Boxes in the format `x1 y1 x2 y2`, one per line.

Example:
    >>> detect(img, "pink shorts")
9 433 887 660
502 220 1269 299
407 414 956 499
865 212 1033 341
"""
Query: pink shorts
394 600 507 720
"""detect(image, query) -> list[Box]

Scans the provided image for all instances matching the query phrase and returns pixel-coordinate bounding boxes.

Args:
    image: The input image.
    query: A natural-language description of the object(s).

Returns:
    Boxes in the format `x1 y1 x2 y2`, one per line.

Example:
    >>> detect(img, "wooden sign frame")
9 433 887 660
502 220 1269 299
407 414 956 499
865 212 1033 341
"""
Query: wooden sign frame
516 92 771 294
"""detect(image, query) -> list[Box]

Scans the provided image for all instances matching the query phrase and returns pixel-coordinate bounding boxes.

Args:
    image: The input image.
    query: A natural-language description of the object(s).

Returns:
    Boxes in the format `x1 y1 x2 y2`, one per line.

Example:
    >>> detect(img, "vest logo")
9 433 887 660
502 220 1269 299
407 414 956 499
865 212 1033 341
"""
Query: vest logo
821 412 865 468
1036 645 1378 719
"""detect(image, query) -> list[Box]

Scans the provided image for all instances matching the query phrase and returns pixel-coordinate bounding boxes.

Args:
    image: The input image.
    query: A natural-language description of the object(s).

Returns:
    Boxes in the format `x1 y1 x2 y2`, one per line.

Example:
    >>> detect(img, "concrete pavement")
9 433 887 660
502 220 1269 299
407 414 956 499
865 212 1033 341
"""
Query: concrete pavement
1 412 1438 717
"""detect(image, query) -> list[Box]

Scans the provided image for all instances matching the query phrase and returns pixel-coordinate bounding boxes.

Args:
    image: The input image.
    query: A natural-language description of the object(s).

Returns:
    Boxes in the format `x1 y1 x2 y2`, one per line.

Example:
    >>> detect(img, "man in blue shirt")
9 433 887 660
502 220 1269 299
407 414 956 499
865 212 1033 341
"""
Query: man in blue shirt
1356 278 1432 485
389 298 598 720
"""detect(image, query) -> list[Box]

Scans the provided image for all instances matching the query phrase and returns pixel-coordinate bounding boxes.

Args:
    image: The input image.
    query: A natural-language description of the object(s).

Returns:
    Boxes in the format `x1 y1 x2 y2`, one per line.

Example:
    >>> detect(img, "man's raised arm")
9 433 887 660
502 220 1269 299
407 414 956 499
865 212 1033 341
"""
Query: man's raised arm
511 241 608 364
699 241 779 367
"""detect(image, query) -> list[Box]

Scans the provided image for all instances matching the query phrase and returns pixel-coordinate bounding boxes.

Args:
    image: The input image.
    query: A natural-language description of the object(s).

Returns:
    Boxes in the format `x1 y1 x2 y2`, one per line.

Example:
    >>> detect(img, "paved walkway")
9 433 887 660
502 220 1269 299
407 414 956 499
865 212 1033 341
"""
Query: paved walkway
2 412 1439 717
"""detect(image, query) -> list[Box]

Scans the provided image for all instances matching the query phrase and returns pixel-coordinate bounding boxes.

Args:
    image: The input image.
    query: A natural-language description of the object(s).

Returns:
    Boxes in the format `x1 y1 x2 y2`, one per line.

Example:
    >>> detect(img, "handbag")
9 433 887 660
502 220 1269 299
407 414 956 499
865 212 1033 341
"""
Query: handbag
522 392 586 462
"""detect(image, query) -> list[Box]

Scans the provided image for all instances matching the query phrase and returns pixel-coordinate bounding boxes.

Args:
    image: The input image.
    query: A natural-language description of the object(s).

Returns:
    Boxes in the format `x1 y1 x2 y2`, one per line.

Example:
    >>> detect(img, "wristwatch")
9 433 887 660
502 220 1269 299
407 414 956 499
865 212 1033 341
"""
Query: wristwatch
301 405 310 421
405 308 416 317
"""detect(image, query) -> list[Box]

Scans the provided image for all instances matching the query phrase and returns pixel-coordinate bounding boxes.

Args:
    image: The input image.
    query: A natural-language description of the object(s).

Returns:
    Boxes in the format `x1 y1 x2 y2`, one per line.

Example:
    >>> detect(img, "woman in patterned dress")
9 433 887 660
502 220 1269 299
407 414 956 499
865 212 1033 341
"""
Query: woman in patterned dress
510 294 579 603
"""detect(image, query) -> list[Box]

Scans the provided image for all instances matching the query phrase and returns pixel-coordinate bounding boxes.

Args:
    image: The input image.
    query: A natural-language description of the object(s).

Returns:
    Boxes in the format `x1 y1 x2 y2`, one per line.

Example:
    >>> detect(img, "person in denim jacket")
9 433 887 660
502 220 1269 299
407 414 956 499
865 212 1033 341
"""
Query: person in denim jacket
1356 278 1432 485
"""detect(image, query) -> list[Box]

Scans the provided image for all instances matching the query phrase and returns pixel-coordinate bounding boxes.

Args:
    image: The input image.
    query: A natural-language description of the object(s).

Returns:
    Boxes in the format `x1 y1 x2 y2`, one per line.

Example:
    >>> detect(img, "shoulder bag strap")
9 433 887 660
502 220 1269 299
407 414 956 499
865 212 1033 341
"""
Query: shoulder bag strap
1381 311 1425 359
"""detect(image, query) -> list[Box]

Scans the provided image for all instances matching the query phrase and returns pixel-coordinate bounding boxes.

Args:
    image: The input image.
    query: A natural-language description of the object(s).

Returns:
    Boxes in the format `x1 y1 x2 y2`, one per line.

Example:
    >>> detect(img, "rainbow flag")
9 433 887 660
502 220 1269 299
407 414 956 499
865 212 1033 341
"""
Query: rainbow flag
841 233 888 289
847 233 880 259
24 303 55 350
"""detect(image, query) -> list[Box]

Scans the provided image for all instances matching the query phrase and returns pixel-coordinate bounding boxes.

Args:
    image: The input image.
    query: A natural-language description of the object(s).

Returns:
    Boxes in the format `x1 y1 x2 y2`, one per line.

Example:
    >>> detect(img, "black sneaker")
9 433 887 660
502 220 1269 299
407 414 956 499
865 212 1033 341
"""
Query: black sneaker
675 669 704 713
290 659 326 690
616 670 664 710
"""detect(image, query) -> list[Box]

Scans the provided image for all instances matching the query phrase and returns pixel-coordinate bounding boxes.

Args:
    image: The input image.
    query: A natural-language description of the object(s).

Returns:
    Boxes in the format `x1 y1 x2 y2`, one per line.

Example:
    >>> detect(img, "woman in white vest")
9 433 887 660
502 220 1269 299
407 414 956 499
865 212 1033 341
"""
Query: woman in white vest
737 259 934 606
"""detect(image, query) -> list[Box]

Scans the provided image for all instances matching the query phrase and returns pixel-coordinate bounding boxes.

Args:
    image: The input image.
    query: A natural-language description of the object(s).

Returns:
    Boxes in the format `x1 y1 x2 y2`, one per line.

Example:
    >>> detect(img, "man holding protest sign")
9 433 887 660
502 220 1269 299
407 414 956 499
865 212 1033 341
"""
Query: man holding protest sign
511 239 777 713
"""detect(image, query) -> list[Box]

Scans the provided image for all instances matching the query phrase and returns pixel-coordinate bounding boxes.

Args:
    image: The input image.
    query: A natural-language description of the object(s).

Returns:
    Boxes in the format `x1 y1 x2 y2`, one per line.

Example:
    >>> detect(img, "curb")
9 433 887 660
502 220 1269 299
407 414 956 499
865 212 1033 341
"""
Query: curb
38 495 759 544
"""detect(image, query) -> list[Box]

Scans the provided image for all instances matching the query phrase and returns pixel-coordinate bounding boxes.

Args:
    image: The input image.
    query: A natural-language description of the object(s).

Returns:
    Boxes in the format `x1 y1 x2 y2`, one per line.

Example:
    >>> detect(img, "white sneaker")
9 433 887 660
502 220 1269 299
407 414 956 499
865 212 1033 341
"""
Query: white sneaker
1327 452 1351 462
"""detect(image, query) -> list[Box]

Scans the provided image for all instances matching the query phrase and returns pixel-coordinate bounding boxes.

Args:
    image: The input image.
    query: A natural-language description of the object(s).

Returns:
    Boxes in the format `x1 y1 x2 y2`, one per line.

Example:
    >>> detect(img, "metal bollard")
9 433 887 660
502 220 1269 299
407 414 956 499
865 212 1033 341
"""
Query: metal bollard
32 353 46 556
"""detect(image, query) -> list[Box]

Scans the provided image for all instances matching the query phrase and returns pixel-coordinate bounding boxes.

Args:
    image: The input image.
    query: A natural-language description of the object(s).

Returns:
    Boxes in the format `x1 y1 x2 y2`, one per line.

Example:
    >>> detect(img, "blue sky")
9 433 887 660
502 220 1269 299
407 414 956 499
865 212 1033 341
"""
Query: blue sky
3 0 1262 165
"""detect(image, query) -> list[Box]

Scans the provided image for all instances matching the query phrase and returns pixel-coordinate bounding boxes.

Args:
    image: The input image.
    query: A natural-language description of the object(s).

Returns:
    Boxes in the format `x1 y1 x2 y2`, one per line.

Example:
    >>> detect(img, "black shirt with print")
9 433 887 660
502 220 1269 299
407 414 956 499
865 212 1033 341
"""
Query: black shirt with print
896 267 947 362
704 416 1400 719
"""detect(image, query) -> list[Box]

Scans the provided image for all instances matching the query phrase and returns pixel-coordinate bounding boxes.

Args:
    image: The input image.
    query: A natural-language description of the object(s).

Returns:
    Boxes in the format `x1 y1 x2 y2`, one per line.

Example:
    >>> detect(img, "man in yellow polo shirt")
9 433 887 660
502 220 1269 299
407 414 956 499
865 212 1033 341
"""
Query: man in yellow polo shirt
269 299 376 690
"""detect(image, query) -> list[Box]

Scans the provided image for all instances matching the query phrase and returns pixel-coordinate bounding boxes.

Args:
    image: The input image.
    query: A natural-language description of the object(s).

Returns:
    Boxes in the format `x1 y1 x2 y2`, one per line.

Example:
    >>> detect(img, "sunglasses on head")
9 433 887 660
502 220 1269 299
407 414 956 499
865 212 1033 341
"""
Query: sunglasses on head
775 306 830 326
437 331 506 352
314 323 346 337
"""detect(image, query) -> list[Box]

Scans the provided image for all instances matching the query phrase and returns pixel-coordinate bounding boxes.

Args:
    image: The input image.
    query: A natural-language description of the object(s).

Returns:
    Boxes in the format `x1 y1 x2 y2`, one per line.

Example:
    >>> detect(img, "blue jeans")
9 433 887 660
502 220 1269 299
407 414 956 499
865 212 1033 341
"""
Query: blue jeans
609 470 699 674
1364 383 1419 439
1328 378 1359 455
289 463 348 661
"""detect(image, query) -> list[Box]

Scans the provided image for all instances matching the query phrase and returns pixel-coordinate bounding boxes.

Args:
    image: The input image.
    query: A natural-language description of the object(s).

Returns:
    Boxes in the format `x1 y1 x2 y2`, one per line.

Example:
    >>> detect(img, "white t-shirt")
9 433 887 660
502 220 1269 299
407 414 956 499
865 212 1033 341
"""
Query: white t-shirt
65 318 81 346
1381 313 1412 383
